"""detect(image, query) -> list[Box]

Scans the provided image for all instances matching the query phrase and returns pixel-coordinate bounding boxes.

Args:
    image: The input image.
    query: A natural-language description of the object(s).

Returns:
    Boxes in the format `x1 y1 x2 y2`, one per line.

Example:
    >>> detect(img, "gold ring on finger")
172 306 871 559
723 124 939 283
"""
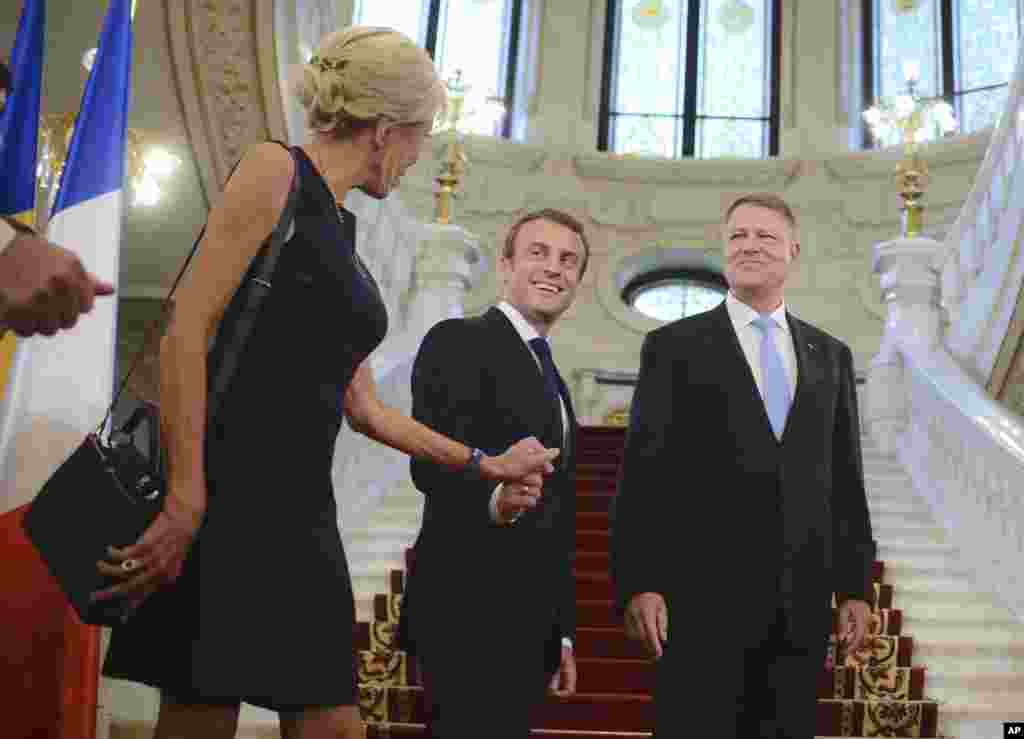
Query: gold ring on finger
120 558 142 573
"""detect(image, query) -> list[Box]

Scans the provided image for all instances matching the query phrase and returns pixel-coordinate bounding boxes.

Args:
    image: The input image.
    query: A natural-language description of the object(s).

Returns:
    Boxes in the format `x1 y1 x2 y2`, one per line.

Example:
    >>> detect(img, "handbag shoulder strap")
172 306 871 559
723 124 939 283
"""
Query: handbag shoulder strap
103 141 300 434
205 144 301 424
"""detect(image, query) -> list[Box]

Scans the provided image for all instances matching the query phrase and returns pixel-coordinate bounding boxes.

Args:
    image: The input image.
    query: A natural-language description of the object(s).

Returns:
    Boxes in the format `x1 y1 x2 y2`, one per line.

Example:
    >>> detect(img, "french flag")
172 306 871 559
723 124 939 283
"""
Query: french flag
0 0 133 503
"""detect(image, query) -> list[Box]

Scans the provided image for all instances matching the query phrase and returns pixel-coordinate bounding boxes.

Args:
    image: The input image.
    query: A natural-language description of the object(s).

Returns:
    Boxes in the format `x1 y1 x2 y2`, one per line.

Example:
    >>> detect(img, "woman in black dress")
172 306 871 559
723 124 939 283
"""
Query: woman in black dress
96 26 557 739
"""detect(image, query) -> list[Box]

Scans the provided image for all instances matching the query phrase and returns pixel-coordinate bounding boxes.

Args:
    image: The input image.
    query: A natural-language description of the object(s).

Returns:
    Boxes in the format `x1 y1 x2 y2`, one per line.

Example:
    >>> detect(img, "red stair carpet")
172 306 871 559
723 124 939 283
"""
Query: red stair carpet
354 427 941 738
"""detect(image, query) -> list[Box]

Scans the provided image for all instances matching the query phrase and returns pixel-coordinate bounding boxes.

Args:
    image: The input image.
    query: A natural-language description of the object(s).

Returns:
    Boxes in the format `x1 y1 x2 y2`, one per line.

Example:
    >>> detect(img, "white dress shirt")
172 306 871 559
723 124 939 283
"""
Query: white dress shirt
0 218 17 256
489 301 573 651
724 291 798 402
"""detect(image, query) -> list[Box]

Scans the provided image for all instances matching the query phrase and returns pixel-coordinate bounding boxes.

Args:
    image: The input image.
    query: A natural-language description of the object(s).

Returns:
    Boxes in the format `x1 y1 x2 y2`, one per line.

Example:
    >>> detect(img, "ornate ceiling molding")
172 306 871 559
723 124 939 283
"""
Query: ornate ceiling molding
164 0 286 205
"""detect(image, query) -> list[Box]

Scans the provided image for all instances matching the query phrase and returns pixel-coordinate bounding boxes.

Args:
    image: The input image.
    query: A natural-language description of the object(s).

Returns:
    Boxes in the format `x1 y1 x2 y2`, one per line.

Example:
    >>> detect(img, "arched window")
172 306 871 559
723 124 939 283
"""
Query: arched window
598 0 782 159
864 0 1021 143
624 268 727 322
352 0 526 137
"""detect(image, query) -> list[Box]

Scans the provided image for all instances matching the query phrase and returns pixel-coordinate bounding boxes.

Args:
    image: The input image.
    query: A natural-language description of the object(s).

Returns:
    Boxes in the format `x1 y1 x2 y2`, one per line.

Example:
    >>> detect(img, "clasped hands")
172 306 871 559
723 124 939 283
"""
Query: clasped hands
492 437 560 524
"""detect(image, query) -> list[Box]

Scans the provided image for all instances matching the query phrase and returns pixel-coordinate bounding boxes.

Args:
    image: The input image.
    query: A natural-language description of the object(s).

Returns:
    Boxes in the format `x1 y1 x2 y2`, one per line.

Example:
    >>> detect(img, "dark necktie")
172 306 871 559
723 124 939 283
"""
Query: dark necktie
528 337 565 446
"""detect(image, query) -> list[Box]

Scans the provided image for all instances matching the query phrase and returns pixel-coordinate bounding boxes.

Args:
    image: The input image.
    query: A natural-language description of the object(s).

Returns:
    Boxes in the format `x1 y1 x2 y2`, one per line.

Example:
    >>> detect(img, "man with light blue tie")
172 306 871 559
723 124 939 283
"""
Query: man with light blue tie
611 193 876 739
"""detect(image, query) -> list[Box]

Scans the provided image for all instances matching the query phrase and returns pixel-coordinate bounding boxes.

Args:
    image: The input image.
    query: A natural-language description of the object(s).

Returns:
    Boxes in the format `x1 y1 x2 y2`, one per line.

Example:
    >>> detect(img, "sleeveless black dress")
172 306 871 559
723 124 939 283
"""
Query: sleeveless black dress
103 146 388 710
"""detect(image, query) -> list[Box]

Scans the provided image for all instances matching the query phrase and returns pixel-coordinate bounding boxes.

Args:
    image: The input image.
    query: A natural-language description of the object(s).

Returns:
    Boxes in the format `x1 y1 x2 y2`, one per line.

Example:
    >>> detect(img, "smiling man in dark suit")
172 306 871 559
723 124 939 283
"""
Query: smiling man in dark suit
611 193 876 739
397 209 587 738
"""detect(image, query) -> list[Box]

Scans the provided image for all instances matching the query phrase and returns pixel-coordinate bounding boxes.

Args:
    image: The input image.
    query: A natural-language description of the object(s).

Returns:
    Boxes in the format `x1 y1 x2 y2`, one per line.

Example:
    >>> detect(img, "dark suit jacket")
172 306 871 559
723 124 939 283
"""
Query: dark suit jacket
397 307 577 675
610 302 875 647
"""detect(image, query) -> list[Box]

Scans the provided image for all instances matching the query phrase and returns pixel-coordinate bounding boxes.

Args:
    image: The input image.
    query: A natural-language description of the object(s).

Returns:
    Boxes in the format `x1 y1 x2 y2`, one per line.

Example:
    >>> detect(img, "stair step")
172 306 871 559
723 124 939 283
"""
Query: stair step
883 561 973 583
887 576 979 601
366 724 652 738
940 696 1024 720
574 627 647 659
913 639 1024 662
577 493 615 514
893 588 1016 620
361 685 655 730
577 529 609 552
820 666 927 700
875 543 964 570
873 527 950 548
902 617 1024 646
924 669 1024 697
574 658 653 693
360 686 941 735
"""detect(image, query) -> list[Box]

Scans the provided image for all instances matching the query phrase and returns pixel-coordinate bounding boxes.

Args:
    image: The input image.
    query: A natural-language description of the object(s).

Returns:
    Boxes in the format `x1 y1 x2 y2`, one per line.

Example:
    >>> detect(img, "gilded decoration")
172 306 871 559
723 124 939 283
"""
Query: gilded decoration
168 0 271 194
603 406 630 427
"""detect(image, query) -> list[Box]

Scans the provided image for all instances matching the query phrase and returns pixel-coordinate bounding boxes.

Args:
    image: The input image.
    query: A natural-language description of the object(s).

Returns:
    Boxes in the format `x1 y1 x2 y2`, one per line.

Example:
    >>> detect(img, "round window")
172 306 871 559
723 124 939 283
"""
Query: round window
623 270 727 322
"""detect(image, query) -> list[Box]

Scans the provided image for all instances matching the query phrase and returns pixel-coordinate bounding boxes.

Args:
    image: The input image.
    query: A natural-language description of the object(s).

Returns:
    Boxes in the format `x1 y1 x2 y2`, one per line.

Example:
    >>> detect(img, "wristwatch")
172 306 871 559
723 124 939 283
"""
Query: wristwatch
465 447 485 478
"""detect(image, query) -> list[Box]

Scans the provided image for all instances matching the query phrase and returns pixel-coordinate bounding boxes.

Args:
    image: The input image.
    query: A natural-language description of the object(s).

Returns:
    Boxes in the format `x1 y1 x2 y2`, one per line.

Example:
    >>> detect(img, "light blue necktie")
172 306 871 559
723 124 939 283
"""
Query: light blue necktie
752 314 792 439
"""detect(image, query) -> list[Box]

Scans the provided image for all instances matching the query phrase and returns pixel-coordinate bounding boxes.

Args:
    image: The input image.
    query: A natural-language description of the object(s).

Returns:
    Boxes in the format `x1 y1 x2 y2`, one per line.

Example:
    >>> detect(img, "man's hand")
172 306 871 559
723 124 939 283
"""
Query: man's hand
837 598 873 657
625 592 668 660
494 474 543 523
0 232 115 337
548 646 577 697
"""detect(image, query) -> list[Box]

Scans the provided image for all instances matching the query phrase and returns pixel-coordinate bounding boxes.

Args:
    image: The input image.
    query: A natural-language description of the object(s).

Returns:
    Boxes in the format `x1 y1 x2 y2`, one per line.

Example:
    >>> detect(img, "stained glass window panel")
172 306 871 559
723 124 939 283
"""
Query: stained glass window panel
697 118 766 158
352 0 428 45
612 0 686 116
874 0 942 100
955 0 1019 92
612 115 678 158
697 0 771 118
602 0 779 158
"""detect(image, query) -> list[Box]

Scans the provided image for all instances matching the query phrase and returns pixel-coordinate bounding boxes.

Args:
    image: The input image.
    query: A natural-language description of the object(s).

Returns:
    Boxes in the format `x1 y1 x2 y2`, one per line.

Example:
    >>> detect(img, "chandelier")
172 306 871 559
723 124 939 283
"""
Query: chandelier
35 46 181 222
862 60 958 237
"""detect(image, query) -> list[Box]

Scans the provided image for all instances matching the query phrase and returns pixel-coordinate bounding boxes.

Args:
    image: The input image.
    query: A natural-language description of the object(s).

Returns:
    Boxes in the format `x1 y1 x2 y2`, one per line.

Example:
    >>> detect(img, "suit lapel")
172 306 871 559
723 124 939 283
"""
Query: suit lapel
781 313 823 443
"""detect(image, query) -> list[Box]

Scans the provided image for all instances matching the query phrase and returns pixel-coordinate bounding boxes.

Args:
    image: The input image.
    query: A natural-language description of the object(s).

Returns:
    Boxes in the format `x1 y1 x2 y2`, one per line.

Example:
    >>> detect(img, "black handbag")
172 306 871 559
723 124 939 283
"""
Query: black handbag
21 146 301 626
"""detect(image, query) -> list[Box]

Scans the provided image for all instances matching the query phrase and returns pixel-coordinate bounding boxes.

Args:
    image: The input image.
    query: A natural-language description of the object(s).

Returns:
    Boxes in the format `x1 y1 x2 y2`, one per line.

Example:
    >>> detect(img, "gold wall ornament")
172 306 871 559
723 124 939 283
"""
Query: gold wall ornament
431 69 507 224
35 113 183 224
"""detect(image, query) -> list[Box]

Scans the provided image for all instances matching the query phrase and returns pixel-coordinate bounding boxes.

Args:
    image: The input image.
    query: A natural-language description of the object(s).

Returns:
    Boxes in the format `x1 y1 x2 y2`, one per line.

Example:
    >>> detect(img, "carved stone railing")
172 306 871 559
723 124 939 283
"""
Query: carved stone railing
900 349 1024 620
866 37 1024 622
940 46 1024 385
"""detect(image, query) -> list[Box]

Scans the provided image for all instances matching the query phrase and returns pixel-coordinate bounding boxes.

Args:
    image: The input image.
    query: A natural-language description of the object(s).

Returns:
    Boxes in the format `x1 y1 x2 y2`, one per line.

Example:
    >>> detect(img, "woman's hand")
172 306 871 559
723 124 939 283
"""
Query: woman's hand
482 436 559 482
92 491 205 619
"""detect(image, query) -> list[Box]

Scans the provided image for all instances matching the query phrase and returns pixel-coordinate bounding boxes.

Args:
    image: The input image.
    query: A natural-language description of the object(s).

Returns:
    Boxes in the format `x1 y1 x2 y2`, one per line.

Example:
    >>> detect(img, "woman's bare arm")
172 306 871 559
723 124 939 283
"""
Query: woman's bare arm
160 142 295 512
344 360 558 482
94 143 297 606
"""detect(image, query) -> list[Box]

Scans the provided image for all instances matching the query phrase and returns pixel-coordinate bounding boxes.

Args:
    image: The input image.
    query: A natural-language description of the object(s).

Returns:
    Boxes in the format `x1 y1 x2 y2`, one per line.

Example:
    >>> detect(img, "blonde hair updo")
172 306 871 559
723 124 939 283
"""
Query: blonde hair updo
294 26 448 138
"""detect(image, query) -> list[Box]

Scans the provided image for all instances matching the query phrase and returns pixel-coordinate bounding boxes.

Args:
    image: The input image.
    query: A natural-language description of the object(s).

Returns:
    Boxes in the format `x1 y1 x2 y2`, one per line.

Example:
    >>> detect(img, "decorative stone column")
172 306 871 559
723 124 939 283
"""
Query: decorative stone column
410 223 485 331
866 236 946 454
